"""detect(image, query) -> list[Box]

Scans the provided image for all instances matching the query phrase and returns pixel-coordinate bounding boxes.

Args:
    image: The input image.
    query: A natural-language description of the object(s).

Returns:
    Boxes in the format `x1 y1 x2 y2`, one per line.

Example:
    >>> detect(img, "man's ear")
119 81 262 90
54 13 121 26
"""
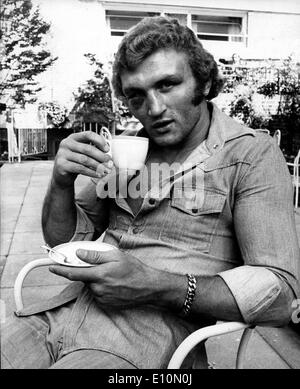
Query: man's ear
203 80 212 97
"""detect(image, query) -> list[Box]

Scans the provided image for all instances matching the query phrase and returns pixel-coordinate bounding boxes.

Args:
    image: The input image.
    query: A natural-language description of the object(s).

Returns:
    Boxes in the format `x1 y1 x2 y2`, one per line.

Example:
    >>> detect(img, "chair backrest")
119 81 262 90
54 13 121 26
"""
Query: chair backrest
273 129 281 146
256 129 270 135
294 150 300 178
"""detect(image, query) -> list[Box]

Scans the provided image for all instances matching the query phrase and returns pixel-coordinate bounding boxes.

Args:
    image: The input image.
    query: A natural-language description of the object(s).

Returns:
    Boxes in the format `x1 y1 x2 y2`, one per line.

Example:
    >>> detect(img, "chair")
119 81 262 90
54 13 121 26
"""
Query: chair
273 129 281 146
168 321 253 369
287 149 300 209
14 258 55 311
255 129 270 135
14 258 253 369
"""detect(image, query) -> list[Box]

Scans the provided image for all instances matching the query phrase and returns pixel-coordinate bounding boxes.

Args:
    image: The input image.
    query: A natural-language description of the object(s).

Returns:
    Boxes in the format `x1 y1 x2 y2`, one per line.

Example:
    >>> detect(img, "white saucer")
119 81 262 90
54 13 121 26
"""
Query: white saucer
49 241 116 267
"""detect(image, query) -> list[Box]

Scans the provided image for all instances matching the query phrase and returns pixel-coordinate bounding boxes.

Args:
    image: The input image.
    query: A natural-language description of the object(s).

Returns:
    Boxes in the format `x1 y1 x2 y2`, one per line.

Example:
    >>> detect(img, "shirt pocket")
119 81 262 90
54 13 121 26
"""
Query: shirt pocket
159 187 226 253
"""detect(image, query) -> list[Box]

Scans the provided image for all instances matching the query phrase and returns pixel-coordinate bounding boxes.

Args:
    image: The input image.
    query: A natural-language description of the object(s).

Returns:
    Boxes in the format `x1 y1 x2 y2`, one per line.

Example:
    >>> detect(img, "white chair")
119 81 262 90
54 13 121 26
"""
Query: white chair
273 129 281 146
256 129 270 135
168 321 253 369
14 258 55 311
287 150 300 209
14 259 253 369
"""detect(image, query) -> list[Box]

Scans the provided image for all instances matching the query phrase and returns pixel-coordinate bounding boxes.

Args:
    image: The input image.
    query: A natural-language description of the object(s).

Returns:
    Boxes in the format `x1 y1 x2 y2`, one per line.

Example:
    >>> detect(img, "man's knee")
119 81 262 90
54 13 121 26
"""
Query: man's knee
1 314 52 369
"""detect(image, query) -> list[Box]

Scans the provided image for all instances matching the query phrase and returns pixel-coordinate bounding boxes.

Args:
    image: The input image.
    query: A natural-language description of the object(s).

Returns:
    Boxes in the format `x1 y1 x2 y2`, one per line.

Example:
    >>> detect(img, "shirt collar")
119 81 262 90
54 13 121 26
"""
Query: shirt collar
205 101 256 155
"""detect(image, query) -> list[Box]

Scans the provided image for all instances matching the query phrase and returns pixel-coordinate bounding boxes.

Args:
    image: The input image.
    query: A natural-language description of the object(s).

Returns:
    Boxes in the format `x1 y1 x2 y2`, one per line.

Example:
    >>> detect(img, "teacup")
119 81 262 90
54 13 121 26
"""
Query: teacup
101 127 149 172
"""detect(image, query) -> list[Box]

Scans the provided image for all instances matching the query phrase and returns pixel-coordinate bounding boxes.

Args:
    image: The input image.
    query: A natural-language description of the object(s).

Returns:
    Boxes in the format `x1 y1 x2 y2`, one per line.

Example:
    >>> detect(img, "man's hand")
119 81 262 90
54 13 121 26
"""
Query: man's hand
52 131 113 188
49 248 164 308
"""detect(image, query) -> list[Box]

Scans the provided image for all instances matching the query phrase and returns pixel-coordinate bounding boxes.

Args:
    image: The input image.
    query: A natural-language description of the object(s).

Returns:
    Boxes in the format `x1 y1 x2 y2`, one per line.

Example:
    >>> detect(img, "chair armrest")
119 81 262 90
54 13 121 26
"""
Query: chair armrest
14 258 55 311
167 321 252 369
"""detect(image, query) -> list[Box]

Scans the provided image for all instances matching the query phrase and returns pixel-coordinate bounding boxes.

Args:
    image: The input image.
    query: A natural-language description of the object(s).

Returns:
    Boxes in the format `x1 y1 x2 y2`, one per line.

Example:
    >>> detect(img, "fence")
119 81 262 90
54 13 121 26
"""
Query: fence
220 62 281 92
7 128 47 162
18 128 47 156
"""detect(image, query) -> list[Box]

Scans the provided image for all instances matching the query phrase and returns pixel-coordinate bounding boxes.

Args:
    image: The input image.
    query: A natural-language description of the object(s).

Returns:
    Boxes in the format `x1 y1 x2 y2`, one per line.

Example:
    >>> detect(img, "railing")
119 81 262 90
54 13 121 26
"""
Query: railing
18 128 47 156
81 122 103 134
8 127 47 162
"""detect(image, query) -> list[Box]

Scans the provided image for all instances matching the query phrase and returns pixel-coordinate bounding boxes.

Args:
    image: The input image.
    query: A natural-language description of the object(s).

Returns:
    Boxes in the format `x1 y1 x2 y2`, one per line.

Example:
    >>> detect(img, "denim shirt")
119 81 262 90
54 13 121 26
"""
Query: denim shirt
16 102 300 368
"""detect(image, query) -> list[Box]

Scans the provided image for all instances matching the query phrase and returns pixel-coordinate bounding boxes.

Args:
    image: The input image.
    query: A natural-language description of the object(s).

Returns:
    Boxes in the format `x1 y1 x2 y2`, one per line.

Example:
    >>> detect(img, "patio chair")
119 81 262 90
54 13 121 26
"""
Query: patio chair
273 129 281 146
256 129 270 135
287 149 300 208
14 258 253 369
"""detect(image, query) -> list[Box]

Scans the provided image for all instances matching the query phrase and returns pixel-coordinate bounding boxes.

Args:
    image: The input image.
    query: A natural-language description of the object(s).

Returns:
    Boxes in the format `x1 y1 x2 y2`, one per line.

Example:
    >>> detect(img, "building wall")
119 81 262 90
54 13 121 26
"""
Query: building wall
34 0 111 107
100 0 300 14
247 12 300 59
33 0 300 106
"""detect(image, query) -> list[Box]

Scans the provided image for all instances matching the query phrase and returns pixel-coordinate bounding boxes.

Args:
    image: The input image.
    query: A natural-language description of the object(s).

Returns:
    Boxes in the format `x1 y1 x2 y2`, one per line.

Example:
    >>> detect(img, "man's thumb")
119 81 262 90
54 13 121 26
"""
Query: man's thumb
76 249 103 264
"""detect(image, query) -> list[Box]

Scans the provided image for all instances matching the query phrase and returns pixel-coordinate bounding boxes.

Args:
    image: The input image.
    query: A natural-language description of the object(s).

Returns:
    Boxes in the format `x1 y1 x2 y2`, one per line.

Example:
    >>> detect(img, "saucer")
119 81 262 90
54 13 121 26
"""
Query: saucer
49 241 116 267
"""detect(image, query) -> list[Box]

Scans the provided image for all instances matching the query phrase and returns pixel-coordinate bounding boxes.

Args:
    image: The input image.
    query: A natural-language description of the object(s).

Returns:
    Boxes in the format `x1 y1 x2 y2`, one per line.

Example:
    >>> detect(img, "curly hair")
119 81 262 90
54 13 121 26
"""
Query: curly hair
112 16 224 103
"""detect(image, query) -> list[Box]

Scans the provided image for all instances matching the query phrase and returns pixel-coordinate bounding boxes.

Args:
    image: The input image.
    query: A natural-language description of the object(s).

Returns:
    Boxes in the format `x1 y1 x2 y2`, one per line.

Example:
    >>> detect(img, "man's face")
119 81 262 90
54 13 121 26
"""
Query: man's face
120 49 203 147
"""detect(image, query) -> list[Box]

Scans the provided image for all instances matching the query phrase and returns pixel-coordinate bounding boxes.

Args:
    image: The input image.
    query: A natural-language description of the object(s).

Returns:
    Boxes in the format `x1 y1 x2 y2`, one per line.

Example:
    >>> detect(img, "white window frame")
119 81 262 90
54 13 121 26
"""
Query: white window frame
106 10 160 36
191 9 247 44
103 3 247 45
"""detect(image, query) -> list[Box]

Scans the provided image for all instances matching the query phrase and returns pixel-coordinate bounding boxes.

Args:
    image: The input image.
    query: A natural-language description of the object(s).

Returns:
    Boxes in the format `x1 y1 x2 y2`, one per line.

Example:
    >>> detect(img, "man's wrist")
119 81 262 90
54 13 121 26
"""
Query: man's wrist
51 174 75 191
146 269 189 312
180 274 197 317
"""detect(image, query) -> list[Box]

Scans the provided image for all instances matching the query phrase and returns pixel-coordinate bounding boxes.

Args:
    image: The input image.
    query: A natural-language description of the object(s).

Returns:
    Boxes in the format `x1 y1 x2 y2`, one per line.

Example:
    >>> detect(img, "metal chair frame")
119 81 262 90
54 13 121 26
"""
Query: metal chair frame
273 129 281 146
287 149 300 209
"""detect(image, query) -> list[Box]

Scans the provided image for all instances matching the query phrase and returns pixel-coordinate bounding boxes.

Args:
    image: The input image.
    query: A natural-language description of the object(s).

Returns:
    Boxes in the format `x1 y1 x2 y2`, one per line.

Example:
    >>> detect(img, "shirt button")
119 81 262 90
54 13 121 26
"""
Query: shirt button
149 198 156 205
132 227 140 234
213 144 218 149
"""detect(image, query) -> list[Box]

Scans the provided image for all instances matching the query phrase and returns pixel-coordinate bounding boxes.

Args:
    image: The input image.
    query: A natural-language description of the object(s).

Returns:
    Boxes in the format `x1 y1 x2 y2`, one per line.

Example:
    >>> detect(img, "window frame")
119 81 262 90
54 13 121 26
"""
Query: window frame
104 4 248 45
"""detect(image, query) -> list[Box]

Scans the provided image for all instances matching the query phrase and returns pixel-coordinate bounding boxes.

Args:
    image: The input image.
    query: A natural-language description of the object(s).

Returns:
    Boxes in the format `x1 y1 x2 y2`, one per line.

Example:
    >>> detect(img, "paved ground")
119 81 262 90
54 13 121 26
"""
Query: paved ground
1 160 300 369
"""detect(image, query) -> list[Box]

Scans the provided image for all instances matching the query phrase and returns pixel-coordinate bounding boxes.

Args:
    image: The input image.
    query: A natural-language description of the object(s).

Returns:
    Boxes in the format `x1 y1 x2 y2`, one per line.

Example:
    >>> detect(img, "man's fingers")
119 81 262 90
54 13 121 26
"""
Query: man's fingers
58 160 101 179
67 151 100 172
54 131 114 182
71 131 110 153
67 151 113 175
76 249 118 264
49 265 95 282
68 139 111 164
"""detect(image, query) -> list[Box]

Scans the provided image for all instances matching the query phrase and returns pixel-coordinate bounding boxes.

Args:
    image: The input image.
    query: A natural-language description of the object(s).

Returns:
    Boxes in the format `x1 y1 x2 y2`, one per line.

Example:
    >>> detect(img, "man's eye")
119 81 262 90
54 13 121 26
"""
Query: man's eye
128 96 144 109
159 81 177 91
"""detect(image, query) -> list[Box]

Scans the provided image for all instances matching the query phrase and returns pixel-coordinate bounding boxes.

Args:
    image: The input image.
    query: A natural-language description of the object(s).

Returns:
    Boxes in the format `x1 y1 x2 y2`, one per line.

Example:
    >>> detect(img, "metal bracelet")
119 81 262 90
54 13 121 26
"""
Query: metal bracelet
181 274 197 317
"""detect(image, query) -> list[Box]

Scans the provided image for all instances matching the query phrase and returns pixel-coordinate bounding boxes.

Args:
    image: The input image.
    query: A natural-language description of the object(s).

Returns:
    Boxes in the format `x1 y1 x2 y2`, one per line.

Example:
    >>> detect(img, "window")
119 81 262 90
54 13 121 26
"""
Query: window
164 13 187 25
105 8 247 49
192 15 244 42
106 10 159 36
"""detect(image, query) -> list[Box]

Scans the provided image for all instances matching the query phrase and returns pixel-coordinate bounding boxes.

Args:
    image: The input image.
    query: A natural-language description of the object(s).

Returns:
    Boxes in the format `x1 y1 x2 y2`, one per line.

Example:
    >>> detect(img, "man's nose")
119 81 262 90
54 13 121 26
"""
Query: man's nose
147 92 166 117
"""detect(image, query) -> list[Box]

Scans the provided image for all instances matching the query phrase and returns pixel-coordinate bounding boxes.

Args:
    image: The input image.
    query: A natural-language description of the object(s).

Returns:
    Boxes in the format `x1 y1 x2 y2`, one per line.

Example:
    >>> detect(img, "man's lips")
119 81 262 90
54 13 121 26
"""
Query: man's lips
152 119 173 131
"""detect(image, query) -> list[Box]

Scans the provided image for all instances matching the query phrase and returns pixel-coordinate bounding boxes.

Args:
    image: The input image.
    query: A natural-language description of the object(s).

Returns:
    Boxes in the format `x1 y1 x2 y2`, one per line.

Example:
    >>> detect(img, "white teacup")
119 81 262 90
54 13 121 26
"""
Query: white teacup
101 127 149 172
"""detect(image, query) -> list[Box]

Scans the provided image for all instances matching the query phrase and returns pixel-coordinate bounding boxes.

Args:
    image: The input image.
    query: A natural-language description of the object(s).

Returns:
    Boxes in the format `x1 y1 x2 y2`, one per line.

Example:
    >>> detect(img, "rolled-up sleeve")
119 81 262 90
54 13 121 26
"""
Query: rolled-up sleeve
70 204 95 241
219 135 300 326
70 178 109 242
218 265 294 325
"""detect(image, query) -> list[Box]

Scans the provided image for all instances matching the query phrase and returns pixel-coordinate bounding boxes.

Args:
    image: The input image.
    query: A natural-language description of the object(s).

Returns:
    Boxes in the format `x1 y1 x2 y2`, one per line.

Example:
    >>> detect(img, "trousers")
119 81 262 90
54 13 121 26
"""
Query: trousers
1 302 136 369
1 289 208 369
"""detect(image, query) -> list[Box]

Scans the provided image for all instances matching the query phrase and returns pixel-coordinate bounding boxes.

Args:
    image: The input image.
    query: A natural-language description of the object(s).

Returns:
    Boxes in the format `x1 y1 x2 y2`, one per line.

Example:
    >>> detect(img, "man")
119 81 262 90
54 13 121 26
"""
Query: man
2 16 299 369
